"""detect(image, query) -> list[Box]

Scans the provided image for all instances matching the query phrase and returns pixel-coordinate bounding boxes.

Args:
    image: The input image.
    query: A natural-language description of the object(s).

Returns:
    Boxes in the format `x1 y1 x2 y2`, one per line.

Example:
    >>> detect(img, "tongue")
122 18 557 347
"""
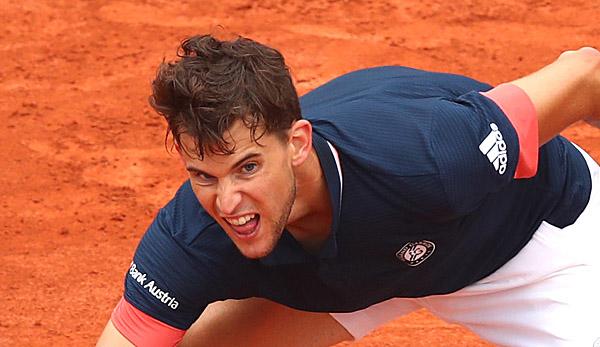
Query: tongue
231 216 259 235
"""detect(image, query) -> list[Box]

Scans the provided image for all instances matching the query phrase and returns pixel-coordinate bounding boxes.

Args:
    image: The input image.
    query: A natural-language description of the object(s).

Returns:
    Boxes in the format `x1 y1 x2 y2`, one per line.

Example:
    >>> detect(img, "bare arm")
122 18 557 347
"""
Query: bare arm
96 298 351 347
508 47 600 145
180 298 352 347
96 320 135 347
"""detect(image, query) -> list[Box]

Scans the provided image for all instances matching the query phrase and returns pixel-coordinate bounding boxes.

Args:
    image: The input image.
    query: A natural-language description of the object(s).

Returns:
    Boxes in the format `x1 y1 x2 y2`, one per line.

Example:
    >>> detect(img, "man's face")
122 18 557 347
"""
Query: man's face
178 121 297 259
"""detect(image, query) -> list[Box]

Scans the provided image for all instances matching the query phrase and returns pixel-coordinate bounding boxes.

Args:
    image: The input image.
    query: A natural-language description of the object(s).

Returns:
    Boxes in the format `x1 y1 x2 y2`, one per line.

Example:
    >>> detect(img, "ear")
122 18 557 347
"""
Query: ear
288 119 313 167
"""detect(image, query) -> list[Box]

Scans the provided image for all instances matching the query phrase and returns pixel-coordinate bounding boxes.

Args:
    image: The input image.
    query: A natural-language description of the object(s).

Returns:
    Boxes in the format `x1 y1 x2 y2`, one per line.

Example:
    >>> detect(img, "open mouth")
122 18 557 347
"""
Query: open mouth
224 214 260 238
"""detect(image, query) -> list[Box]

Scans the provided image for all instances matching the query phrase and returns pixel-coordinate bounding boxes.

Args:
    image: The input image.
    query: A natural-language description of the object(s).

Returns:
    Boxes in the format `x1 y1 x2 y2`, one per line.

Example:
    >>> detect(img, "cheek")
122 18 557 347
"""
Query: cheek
191 186 215 211
241 175 286 209
260 170 294 202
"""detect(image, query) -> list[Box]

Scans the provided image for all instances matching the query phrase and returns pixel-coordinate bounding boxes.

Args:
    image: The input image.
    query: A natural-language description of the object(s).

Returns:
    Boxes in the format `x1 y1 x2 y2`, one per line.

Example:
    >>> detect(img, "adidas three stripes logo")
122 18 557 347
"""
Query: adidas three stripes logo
479 123 508 175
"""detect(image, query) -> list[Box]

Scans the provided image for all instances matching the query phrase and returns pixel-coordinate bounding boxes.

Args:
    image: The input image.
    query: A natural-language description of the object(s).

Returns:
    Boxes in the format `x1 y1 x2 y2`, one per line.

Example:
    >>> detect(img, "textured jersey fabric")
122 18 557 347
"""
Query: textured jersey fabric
118 66 592 332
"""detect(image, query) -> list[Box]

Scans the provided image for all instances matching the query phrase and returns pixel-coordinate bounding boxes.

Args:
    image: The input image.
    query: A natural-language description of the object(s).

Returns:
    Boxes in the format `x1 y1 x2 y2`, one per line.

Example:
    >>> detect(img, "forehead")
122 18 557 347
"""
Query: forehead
179 121 276 164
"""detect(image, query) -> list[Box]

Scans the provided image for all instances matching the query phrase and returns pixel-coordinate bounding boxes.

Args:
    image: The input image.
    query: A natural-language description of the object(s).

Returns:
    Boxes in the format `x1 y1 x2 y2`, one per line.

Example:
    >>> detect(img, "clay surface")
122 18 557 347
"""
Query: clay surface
2 1 599 345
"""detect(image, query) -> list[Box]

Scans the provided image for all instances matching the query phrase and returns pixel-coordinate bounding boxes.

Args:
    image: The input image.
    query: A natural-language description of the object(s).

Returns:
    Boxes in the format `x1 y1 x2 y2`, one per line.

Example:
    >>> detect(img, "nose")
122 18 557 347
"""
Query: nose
215 179 242 216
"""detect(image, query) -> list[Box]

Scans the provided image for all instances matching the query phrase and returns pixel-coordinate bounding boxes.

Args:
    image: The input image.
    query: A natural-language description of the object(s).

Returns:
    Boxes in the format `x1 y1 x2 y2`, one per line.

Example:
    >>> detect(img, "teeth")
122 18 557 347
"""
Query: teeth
226 214 255 226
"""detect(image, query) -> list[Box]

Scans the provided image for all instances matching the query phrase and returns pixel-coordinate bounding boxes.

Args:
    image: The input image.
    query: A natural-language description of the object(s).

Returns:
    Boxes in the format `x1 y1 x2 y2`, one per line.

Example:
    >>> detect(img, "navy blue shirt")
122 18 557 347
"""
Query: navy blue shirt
123 66 591 329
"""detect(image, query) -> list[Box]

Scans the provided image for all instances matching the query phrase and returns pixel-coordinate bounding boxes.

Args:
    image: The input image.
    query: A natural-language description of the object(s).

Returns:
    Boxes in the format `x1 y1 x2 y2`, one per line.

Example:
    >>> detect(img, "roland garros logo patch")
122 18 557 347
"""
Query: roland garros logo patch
396 240 435 266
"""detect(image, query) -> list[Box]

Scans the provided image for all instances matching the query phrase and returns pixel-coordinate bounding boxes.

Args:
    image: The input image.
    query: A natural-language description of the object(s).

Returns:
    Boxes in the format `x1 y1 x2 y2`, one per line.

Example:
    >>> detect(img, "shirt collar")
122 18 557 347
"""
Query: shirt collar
259 131 343 265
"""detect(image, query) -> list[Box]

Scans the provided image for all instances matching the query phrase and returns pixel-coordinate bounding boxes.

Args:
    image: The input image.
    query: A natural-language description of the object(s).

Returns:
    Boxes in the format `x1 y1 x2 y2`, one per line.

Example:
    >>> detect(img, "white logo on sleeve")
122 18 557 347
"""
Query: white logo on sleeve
479 123 508 175
129 262 179 310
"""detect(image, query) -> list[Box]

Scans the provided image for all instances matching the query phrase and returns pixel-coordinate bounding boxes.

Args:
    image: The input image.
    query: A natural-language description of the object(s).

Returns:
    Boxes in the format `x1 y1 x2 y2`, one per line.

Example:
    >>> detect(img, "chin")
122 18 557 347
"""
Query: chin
226 220 285 259
239 247 272 259
237 239 278 259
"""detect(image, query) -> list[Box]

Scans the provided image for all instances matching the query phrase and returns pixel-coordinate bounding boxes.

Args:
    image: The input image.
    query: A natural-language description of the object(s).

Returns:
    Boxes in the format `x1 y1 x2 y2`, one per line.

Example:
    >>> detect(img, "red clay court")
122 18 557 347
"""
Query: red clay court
1 1 599 345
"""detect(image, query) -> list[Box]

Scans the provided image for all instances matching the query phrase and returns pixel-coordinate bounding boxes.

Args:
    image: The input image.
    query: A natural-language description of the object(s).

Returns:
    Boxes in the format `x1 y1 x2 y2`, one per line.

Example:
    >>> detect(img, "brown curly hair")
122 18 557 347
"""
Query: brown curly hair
149 34 302 158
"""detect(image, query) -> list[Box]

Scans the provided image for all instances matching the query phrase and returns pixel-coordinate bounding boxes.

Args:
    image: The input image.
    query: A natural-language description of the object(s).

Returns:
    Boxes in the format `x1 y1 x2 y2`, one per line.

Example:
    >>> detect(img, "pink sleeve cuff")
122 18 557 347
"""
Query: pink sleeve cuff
111 297 185 347
481 84 539 179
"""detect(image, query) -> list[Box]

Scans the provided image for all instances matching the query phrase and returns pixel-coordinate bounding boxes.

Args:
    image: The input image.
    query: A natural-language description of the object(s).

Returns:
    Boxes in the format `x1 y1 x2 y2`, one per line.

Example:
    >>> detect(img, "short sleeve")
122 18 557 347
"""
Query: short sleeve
115 182 257 339
122 206 209 330
431 84 538 215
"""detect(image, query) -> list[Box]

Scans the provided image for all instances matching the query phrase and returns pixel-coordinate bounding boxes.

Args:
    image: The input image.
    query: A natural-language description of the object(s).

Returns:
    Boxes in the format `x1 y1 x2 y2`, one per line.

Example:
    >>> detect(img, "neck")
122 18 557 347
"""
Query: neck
286 148 333 254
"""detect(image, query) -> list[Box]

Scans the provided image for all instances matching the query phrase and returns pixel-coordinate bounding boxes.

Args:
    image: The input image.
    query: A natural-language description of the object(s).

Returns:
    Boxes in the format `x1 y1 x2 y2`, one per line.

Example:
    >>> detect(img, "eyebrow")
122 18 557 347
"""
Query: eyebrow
186 152 261 176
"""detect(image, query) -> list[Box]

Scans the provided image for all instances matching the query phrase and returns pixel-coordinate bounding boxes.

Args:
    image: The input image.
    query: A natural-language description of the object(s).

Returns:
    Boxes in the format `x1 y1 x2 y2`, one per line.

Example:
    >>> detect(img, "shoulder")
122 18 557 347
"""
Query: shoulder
300 66 491 111
133 181 247 291
124 182 258 330
150 180 219 246
301 66 495 176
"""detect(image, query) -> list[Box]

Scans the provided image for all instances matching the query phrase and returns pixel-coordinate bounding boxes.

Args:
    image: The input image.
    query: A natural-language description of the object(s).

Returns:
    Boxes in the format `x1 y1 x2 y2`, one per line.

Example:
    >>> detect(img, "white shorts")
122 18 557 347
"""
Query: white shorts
332 145 600 347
